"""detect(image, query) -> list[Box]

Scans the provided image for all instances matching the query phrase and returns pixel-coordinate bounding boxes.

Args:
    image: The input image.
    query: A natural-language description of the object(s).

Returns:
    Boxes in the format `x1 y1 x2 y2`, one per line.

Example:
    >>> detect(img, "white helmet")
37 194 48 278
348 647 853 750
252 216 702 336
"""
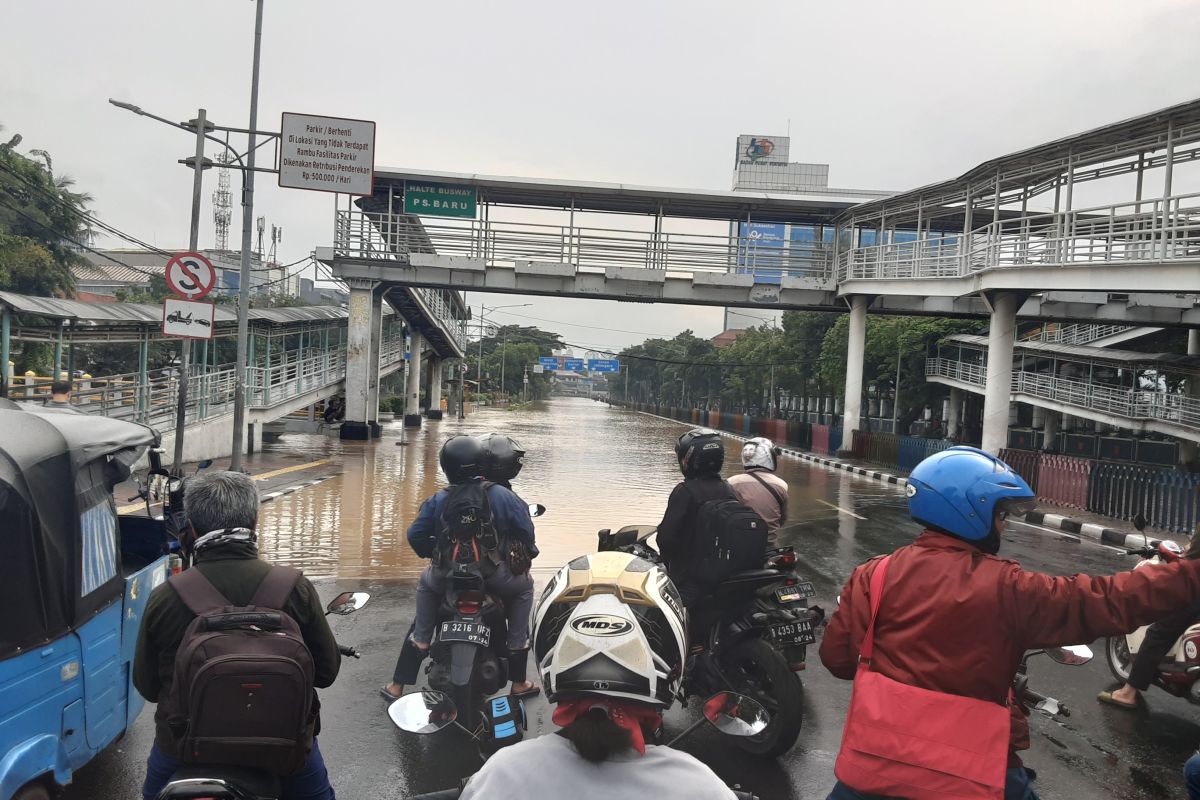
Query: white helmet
533 551 687 708
742 436 781 472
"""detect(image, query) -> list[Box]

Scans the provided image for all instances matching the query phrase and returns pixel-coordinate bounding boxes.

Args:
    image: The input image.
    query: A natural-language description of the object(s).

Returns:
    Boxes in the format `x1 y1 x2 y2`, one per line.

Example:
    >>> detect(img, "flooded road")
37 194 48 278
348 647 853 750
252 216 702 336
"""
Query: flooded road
69 398 1200 799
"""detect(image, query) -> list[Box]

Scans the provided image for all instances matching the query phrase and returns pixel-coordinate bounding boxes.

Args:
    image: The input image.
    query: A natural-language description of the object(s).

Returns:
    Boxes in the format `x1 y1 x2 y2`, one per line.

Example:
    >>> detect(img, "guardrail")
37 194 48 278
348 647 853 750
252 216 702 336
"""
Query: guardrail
839 192 1200 281
335 210 836 285
1020 324 1133 345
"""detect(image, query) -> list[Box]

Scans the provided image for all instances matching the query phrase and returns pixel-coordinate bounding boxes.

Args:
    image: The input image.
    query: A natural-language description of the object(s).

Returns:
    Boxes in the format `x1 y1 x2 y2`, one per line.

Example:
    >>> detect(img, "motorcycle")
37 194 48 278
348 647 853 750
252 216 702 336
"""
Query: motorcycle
154 590 370 800
422 504 546 735
1103 516 1200 700
388 688 770 799
597 524 822 758
1015 644 1094 718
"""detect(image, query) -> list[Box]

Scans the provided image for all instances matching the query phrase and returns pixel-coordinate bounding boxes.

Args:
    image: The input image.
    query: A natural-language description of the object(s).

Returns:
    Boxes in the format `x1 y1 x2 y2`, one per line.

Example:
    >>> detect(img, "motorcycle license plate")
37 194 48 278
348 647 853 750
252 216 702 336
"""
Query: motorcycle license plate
768 619 816 647
439 620 491 646
775 582 816 604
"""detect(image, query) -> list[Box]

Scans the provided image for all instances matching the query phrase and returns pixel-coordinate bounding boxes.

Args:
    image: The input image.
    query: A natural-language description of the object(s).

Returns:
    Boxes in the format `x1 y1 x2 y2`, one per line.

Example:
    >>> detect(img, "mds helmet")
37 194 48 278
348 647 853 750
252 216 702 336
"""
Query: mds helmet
675 428 724 478
741 437 781 472
477 433 526 483
438 434 484 484
906 446 1036 541
533 551 687 708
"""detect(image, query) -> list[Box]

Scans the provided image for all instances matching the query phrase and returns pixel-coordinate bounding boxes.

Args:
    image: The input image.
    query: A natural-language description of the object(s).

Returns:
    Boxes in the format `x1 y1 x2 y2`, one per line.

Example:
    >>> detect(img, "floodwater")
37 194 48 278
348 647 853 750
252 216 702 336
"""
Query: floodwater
253 396 858 582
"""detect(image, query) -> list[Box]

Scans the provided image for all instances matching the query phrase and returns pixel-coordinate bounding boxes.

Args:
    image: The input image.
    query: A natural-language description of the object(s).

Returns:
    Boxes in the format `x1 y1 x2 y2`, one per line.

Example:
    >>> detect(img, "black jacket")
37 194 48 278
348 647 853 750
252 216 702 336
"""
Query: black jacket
133 542 340 752
657 475 731 583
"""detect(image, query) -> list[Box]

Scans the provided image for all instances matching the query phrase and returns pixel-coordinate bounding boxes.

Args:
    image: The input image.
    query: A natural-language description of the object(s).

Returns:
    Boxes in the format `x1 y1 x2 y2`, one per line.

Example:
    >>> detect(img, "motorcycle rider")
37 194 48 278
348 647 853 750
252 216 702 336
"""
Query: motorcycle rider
134 471 340 800
821 446 1200 800
381 434 538 700
728 436 789 543
1098 535 1200 709
657 428 735 609
459 550 734 799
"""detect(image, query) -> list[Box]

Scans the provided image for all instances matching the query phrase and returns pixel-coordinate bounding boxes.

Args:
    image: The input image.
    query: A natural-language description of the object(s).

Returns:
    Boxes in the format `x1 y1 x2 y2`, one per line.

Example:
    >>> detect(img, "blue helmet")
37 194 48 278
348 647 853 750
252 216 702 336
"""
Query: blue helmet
906 446 1035 541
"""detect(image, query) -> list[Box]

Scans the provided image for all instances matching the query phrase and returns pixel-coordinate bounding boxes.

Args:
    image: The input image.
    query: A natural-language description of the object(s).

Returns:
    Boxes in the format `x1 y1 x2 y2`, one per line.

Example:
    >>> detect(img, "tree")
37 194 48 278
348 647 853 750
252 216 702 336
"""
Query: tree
467 325 563 399
0 128 93 296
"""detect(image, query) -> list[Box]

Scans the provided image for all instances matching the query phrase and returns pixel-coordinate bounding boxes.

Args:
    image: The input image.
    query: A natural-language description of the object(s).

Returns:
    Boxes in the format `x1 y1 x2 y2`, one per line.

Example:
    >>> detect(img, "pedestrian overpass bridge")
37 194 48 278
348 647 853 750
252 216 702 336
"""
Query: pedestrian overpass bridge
320 96 1200 456
0 290 466 460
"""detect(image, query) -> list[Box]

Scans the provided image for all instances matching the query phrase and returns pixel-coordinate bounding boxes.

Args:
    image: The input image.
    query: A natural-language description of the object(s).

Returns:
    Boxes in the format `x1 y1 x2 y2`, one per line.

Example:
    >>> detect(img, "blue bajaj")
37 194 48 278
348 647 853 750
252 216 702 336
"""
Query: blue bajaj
0 403 171 800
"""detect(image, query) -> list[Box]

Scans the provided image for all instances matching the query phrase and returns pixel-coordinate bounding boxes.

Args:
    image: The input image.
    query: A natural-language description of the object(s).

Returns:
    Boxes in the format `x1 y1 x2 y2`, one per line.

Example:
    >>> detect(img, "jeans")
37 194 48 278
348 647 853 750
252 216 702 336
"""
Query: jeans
142 741 335 800
1127 600 1200 690
1185 751 1200 800
826 768 1039 800
412 562 533 651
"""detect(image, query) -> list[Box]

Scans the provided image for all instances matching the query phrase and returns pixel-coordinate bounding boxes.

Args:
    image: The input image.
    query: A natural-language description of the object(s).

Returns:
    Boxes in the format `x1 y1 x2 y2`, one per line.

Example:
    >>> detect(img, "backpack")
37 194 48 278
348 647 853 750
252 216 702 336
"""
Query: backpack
161 565 317 775
435 480 502 574
688 480 769 586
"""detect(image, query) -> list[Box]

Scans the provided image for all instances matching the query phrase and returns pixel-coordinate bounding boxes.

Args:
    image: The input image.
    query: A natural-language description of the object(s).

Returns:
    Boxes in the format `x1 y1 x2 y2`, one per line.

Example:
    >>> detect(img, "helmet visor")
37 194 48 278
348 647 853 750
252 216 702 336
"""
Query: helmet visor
995 497 1037 521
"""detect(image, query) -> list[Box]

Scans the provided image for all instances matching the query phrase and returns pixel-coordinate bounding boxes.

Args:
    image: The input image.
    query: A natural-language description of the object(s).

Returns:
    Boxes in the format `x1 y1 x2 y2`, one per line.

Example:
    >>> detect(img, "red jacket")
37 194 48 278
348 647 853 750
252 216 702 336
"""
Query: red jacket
820 531 1200 766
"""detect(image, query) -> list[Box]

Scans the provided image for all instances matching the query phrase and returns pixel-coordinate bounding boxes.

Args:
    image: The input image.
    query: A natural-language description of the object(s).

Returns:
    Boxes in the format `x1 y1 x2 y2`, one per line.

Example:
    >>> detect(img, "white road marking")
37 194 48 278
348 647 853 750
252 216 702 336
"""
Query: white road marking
816 498 867 520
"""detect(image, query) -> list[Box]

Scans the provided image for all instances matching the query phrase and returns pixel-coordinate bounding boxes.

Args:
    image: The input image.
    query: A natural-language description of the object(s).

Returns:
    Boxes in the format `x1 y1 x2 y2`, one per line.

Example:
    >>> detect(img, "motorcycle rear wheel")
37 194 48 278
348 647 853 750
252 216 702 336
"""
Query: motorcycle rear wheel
1106 635 1133 682
722 638 803 758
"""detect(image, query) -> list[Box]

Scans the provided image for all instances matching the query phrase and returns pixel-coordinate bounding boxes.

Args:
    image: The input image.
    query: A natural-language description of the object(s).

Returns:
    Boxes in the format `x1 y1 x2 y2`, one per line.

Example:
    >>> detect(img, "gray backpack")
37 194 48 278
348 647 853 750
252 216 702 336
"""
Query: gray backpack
162 565 316 775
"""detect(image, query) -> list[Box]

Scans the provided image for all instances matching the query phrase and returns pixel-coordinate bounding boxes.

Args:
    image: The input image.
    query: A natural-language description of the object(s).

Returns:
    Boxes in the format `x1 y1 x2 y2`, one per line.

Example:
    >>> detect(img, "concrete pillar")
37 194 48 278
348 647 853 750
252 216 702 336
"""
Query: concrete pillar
1042 409 1061 451
1031 405 1045 430
340 282 375 441
839 295 869 454
946 387 963 440
426 358 444 419
981 291 1018 454
405 331 424 427
366 292 384 438
1180 330 1200 466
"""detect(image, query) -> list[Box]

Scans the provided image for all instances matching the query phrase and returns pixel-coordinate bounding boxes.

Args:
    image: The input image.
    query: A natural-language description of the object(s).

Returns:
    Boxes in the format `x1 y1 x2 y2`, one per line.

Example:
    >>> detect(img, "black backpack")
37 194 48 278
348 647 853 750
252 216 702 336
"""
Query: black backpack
435 480 502 573
688 480 769 586
161 566 316 775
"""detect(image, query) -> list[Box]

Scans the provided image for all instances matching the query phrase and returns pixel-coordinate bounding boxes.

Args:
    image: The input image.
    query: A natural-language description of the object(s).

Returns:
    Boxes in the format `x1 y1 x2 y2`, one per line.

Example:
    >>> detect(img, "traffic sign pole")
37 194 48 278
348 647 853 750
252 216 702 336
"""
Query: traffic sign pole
172 108 210 475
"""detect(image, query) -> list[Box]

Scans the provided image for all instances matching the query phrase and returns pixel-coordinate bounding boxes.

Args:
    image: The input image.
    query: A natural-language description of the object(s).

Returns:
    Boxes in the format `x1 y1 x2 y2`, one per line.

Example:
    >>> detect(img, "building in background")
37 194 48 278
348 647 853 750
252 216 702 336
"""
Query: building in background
73 248 310 301
724 135 892 330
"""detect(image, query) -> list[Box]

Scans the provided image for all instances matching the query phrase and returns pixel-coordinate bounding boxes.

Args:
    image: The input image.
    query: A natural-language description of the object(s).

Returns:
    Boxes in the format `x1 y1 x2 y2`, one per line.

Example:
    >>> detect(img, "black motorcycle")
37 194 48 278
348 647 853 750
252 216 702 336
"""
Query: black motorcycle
423 504 545 735
597 524 821 758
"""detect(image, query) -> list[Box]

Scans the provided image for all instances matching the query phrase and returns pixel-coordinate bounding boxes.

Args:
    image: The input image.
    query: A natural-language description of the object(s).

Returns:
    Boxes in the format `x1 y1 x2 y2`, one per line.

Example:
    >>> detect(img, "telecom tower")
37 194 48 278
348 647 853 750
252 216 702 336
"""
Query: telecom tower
212 152 233 251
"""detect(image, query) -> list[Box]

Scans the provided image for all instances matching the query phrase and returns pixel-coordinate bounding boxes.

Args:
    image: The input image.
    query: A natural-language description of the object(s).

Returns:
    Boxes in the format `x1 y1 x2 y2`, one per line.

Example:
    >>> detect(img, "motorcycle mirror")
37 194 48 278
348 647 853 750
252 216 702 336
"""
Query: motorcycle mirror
1133 513 1148 532
1045 644 1094 666
701 692 770 738
387 691 458 734
326 591 370 615
528 503 546 518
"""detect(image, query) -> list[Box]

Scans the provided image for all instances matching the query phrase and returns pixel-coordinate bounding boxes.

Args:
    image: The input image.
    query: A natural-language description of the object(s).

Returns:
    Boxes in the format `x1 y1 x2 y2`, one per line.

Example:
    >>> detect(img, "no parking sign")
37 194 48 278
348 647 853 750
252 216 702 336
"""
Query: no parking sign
165 252 216 300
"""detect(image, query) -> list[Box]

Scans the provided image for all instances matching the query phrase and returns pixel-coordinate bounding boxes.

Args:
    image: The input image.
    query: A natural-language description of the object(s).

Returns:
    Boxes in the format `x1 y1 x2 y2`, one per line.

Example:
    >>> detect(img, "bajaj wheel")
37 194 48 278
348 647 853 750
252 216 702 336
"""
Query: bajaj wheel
1106 635 1134 682
722 638 803 758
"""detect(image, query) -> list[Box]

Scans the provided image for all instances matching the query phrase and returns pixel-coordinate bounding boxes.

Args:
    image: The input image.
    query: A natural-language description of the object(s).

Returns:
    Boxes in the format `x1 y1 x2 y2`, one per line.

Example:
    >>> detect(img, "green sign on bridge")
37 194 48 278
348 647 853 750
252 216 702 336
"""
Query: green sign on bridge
403 181 477 218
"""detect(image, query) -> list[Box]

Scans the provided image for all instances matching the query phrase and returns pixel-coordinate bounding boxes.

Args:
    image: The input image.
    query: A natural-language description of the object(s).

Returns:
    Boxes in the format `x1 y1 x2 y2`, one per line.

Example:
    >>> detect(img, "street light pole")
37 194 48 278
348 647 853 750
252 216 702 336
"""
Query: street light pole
230 0 264 472
170 108 211 474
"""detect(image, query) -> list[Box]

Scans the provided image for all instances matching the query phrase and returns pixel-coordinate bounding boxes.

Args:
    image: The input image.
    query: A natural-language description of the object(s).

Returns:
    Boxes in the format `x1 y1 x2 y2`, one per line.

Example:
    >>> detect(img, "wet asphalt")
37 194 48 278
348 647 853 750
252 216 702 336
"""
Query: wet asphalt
65 399 1200 799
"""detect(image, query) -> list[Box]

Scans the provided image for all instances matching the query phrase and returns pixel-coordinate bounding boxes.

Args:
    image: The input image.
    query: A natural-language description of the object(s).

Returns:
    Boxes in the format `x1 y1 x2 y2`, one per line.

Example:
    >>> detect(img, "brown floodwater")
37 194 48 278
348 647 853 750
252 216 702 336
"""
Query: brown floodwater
252 397 873 581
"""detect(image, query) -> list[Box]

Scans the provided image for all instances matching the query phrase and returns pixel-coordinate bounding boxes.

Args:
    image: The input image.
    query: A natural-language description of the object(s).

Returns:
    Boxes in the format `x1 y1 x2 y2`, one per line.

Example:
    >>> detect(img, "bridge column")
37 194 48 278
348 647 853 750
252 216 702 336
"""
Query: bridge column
426 358 444 420
340 281 378 441
367 291 384 438
981 291 1018 455
405 330 424 427
1180 330 1200 467
1042 409 1061 452
837 295 869 456
946 387 963 440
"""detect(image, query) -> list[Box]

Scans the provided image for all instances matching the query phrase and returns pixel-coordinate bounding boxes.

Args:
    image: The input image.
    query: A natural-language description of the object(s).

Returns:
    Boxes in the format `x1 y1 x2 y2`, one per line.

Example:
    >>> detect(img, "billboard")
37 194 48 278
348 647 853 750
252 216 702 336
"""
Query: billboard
735 134 790 167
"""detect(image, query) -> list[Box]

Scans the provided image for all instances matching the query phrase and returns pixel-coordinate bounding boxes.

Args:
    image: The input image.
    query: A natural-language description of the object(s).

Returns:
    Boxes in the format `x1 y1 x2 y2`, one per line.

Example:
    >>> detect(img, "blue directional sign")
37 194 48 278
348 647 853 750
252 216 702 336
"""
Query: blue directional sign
538 357 559 371
563 358 585 371
587 359 620 373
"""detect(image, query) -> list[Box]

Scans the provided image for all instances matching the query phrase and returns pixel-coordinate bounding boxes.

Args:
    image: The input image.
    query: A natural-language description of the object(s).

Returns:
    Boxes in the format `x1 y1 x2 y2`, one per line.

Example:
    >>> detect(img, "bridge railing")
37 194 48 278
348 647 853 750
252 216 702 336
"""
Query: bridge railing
1020 323 1133 344
335 210 836 284
926 357 1200 434
840 191 1200 281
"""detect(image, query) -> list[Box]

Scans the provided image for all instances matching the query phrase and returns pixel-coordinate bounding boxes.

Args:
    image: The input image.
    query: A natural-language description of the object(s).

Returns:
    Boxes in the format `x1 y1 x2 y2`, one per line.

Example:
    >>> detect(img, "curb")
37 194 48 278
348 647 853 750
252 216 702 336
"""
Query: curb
261 473 338 503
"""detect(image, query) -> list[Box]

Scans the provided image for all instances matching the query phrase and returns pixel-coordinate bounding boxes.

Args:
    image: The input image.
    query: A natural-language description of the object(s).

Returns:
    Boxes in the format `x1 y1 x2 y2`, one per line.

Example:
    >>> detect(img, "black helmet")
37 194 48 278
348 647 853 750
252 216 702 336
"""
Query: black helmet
675 428 724 478
477 433 526 483
439 435 485 484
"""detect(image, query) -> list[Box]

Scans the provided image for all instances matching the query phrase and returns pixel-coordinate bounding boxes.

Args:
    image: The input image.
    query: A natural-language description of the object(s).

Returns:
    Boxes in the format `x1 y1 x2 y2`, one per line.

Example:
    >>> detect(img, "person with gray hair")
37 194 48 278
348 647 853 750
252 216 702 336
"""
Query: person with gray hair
134 470 342 800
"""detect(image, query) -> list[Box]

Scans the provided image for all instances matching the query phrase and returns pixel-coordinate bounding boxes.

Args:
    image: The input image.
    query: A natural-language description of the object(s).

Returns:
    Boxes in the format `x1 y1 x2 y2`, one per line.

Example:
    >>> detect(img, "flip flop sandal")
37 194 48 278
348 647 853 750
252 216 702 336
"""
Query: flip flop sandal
379 686 403 702
1096 690 1138 709
511 684 541 699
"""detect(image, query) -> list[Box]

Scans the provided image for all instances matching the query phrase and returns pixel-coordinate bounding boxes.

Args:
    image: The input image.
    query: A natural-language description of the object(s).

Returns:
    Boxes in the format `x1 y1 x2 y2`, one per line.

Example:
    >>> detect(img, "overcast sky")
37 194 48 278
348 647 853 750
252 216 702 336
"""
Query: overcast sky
4 0 1199 350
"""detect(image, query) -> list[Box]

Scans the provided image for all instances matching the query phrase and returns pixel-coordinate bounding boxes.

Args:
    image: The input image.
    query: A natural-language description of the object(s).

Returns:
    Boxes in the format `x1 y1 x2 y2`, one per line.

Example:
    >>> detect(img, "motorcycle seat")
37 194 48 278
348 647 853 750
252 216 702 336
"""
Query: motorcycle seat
716 569 784 594
166 765 282 800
